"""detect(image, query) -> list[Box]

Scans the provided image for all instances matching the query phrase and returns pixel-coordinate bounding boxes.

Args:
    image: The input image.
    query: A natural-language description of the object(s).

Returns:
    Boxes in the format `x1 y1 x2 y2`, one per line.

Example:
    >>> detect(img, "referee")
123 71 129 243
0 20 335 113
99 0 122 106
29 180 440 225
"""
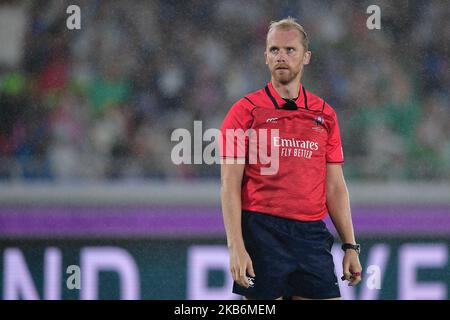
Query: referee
220 17 362 300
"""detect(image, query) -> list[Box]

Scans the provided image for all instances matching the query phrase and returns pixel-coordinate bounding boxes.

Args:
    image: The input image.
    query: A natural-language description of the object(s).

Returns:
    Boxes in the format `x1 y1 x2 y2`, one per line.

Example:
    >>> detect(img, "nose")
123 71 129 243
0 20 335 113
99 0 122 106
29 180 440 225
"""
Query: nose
275 50 287 62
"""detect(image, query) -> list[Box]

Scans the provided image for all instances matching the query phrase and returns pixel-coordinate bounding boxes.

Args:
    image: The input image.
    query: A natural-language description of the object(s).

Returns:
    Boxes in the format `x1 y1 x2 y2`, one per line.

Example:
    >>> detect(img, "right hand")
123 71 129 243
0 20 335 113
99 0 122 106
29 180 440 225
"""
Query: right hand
229 244 256 288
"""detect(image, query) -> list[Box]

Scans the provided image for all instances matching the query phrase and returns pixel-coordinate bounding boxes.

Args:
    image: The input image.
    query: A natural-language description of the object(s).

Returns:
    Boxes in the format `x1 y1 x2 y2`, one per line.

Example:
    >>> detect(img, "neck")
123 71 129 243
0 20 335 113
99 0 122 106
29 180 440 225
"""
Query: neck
271 79 301 99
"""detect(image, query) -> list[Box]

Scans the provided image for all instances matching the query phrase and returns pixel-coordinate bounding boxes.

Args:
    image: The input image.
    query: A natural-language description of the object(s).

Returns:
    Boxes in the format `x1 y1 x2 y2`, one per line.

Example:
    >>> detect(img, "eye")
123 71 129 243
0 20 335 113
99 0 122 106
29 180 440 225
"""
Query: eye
270 47 279 54
287 47 295 54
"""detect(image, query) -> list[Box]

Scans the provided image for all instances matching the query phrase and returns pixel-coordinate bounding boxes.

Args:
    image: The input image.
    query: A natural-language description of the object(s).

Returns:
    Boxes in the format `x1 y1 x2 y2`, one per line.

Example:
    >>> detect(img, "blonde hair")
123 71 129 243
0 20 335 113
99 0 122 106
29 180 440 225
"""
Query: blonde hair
267 17 309 51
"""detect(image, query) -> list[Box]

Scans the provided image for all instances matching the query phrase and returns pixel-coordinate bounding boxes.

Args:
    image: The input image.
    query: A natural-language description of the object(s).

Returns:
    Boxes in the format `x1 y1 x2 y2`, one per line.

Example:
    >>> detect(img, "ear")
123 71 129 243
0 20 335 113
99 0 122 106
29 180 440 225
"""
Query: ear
303 51 312 65
264 50 268 65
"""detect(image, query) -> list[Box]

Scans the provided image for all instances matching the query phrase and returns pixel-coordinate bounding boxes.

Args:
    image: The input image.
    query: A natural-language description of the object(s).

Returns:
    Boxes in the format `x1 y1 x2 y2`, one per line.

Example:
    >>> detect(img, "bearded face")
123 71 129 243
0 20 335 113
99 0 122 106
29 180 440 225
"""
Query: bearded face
265 28 310 85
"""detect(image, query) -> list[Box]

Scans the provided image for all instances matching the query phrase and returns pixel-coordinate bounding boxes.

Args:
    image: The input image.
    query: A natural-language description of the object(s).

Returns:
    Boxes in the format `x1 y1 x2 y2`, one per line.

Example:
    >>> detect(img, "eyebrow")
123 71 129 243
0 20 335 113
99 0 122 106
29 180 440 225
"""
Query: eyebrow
268 45 296 50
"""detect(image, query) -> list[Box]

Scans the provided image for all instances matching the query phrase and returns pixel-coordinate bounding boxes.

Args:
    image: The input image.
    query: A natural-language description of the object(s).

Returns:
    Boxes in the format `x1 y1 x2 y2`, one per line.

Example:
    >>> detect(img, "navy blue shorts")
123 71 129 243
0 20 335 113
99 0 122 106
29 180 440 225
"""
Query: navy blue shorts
232 210 340 300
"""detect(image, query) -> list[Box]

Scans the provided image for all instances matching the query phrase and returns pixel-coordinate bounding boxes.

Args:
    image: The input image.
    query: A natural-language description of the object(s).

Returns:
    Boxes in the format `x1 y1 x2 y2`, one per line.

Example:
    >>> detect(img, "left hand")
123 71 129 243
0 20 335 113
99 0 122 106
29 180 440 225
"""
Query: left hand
341 250 362 286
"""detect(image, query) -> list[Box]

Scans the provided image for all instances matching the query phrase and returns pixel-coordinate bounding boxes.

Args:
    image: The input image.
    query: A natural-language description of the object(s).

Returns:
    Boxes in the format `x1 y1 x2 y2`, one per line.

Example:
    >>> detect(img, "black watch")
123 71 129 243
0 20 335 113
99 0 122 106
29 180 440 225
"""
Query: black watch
341 243 361 255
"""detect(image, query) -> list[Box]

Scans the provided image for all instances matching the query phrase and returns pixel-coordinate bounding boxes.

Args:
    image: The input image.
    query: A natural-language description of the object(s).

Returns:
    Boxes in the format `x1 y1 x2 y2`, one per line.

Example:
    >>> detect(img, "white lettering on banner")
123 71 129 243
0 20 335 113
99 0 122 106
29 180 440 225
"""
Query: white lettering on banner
3 247 140 300
44 248 62 300
2 243 449 299
187 246 240 300
399 244 448 300
3 248 40 300
4 248 62 300
80 247 140 300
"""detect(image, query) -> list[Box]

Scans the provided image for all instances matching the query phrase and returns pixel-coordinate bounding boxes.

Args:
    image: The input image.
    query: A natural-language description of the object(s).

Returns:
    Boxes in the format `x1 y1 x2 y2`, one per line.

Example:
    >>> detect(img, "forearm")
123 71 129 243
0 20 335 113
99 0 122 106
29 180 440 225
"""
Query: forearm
326 185 356 244
221 184 245 249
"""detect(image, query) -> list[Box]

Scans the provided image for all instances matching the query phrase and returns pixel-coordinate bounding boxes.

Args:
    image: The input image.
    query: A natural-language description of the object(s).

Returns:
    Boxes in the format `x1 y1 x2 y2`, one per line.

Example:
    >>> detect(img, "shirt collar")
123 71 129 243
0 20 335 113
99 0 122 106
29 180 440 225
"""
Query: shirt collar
266 81 307 110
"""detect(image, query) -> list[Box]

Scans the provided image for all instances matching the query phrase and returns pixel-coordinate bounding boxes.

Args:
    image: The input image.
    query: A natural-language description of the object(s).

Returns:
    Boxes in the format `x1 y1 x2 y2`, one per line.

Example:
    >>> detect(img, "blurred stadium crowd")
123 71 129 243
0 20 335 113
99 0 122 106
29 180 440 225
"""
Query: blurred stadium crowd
0 0 449 182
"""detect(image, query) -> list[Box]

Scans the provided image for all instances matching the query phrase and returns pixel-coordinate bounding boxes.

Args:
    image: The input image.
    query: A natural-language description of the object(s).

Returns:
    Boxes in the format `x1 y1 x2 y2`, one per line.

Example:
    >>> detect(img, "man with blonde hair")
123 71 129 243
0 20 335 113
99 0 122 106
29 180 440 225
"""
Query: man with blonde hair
220 17 362 300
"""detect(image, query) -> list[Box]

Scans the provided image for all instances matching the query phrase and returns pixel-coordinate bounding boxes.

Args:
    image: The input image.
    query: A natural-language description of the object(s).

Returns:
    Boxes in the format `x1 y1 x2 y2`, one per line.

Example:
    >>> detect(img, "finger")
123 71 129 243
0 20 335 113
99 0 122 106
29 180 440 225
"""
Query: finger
349 268 362 285
348 269 362 286
240 268 249 288
239 277 249 288
350 271 361 277
232 268 242 286
231 267 239 283
237 270 246 287
342 271 352 281
230 266 235 281
349 275 362 286
248 260 256 277
342 263 351 281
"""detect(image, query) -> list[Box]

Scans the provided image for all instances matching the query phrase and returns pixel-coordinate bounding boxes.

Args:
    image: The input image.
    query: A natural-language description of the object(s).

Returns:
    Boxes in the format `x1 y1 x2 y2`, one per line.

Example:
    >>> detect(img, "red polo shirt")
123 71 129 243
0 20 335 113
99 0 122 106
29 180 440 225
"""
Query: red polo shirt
220 82 344 221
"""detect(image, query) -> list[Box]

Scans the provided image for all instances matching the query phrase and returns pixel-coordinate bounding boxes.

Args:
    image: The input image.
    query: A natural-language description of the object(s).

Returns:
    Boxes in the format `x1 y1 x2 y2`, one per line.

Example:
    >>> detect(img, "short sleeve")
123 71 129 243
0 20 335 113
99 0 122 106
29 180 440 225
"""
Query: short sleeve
219 99 254 159
326 107 344 163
